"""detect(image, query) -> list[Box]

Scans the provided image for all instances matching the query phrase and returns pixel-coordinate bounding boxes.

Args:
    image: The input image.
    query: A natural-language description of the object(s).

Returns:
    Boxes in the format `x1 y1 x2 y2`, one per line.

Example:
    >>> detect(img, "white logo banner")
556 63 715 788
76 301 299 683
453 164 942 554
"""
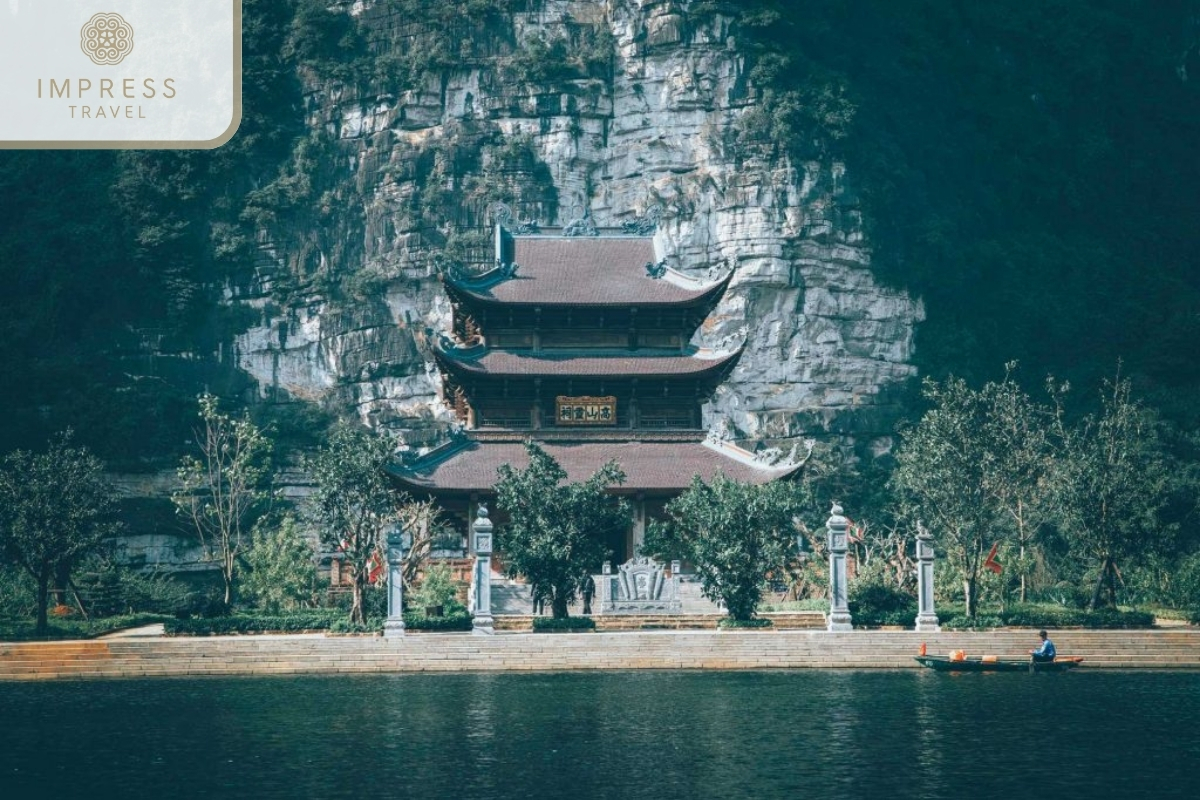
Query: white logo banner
0 0 240 148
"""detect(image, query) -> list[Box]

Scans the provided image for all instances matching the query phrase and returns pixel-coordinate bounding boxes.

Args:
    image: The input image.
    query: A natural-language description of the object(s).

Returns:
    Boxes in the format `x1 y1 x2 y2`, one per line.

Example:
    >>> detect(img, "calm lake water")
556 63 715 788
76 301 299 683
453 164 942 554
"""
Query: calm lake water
1 670 1197 799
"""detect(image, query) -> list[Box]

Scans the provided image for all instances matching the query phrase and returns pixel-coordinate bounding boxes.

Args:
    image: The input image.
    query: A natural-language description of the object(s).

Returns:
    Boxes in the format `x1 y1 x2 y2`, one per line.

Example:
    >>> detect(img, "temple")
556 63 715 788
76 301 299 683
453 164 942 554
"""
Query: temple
390 214 800 560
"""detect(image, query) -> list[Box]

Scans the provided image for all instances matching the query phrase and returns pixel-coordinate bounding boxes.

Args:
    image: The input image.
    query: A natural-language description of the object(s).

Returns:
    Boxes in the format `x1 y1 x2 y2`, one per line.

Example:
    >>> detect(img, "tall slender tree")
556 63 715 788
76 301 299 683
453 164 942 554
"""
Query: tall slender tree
891 375 1015 617
980 365 1058 602
307 425 401 625
1054 375 1173 609
174 394 274 610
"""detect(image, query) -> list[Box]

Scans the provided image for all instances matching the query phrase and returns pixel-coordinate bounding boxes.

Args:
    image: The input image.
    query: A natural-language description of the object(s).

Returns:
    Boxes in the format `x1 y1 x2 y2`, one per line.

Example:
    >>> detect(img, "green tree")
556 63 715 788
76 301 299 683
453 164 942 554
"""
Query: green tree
643 475 808 621
1054 375 1173 610
0 432 119 634
173 394 274 610
307 425 400 625
242 514 319 614
494 442 629 619
890 375 1025 617
980 365 1058 602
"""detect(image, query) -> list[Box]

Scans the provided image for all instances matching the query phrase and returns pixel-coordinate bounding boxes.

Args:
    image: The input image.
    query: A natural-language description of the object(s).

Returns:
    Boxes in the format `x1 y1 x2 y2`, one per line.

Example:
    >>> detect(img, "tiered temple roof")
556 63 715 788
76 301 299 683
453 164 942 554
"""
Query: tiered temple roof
443 235 731 308
390 438 800 494
393 220 789 508
432 343 743 379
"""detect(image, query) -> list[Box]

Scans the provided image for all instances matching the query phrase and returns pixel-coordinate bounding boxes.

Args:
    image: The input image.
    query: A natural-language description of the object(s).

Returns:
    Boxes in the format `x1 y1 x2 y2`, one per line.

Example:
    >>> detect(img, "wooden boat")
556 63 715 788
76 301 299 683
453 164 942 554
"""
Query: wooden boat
915 655 1084 672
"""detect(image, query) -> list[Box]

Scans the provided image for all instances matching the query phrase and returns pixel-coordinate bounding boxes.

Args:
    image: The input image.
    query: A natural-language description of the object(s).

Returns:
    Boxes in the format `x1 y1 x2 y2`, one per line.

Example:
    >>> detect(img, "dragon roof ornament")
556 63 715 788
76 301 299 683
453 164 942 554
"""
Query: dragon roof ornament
492 202 540 235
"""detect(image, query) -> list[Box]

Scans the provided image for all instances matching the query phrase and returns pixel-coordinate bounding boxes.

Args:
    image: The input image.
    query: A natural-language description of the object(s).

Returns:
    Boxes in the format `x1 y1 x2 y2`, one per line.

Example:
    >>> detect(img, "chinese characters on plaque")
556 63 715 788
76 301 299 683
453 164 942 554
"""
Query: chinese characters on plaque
556 395 616 425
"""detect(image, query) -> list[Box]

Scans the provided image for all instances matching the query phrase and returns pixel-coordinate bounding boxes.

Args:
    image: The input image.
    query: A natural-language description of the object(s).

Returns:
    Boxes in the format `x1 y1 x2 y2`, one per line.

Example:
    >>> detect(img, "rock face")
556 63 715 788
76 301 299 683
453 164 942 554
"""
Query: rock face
232 0 922 458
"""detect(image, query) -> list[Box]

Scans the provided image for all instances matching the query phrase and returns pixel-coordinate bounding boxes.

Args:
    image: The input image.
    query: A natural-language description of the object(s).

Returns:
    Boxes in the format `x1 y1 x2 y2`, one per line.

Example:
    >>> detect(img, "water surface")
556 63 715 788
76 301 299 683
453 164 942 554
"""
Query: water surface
1 670 1196 799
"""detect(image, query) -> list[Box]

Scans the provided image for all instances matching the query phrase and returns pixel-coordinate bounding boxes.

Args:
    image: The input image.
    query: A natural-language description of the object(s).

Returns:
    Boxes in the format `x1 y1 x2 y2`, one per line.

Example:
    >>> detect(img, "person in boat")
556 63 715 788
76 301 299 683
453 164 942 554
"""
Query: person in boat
1029 630 1056 663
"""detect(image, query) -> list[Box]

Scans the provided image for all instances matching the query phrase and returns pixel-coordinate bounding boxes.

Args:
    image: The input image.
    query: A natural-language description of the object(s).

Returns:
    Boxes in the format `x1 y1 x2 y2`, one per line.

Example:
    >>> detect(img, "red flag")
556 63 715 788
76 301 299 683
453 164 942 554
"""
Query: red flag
367 551 385 584
984 542 1002 574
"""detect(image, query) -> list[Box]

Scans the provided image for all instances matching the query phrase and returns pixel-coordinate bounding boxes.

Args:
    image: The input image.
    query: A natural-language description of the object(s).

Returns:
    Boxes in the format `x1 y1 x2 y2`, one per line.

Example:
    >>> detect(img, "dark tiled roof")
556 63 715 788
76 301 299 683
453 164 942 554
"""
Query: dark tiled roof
449 237 725 306
435 348 742 378
391 440 793 493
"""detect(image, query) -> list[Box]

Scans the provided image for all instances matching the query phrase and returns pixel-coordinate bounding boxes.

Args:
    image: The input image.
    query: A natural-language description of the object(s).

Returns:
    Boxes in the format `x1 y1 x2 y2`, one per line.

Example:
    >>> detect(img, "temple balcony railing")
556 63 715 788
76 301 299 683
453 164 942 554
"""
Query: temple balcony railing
469 428 707 443
637 413 697 429
477 415 534 429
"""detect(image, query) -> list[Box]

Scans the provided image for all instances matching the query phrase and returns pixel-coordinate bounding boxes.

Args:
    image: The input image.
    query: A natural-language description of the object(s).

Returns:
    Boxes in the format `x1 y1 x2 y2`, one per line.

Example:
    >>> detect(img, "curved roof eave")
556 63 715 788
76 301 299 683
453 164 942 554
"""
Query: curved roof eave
442 263 733 309
431 345 745 380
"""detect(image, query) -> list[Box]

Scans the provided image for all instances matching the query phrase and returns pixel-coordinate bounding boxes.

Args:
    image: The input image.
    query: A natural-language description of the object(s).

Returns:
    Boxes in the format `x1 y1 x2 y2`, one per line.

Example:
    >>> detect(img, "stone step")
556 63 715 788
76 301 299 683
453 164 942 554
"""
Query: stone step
492 612 826 632
5 629 1200 680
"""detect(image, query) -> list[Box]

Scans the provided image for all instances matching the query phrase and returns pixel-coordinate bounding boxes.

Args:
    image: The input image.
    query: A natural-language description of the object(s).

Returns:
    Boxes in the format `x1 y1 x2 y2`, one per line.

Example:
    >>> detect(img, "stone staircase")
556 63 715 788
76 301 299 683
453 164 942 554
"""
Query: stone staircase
490 575 723 615
3 629 1200 681
493 611 826 632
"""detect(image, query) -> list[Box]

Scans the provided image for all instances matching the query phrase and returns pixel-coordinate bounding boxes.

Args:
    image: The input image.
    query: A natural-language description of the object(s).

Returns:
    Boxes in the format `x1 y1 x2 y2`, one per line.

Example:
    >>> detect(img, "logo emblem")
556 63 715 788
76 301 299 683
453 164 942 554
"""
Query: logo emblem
80 12 134 66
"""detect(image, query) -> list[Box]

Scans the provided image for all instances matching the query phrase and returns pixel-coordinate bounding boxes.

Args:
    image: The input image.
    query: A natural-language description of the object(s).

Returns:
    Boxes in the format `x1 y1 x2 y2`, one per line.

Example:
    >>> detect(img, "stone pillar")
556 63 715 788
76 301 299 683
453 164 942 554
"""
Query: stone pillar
471 504 495 635
631 495 646 557
914 520 940 632
826 502 853 631
384 526 407 639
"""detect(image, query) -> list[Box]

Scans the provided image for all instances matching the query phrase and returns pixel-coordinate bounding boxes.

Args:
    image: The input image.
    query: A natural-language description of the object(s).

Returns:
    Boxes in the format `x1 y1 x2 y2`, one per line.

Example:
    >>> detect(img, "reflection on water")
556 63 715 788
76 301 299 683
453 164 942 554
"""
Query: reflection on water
1 670 1198 799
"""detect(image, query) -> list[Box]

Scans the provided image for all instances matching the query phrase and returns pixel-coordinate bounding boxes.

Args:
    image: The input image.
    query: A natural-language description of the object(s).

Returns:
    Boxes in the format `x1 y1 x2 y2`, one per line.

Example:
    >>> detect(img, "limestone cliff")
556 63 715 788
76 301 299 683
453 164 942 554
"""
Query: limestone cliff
231 0 923 459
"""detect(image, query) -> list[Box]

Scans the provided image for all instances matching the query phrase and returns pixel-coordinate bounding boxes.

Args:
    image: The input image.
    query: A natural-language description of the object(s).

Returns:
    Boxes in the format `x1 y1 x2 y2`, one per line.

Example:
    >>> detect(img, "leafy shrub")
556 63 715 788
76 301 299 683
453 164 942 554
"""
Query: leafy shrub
0 565 36 618
942 615 1005 630
1000 605 1153 629
242 514 319 614
176 590 230 620
410 564 465 616
403 611 472 632
718 618 774 629
503 34 574 85
329 584 388 619
1164 552 1200 609
760 598 828 612
1044 585 1094 610
165 611 341 636
1000 606 1087 628
329 618 383 635
77 562 194 617
0 613 174 641
1080 609 1154 629
120 570 194 615
853 609 915 628
532 616 596 632
849 578 917 627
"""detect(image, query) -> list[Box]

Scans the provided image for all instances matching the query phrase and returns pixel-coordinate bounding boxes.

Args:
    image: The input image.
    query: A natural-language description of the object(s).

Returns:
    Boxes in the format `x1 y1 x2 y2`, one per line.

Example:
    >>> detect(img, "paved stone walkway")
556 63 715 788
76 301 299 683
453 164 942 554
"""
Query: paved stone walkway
3 627 1199 680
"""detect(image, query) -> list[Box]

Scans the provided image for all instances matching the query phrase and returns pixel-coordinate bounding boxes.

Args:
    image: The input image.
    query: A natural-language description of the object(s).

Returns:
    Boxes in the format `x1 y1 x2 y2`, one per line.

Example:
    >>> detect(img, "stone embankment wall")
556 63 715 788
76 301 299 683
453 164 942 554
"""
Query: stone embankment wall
4 630 1199 680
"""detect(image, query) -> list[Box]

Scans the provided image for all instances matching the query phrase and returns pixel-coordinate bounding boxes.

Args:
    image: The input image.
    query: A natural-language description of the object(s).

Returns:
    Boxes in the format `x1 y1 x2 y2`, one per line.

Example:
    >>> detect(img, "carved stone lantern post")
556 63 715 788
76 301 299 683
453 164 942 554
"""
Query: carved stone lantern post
914 520 940 632
826 502 853 631
471 504 495 635
384 524 410 639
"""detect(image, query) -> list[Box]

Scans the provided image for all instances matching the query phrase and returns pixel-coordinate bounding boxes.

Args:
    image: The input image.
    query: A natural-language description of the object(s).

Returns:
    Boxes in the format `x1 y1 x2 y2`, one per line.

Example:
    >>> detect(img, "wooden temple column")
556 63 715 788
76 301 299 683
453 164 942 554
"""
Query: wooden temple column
532 377 542 430
629 378 639 429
